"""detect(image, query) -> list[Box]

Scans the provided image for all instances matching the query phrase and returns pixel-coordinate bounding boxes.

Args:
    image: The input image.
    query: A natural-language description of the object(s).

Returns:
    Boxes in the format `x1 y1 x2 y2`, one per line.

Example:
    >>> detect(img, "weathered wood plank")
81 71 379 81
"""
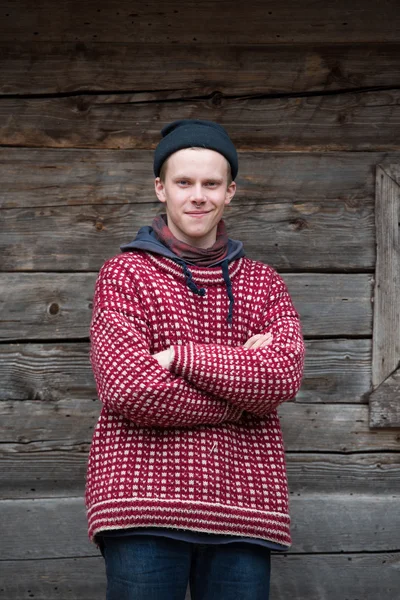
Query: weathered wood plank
0 273 95 341
0 343 95 401
0 447 89 499
1 557 106 600
1 90 400 150
0 200 375 272
0 148 384 209
372 166 400 388
1 402 398 452
1 494 399 559
2 449 398 500
382 163 400 186
278 403 400 452
1 553 399 600
271 553 399 600
370 165 400 428
0 339 371 403
297 339 371 403
284 275 373 338
1 42 400 95
0 273 373 340
369 367 400 429
1 0 400 44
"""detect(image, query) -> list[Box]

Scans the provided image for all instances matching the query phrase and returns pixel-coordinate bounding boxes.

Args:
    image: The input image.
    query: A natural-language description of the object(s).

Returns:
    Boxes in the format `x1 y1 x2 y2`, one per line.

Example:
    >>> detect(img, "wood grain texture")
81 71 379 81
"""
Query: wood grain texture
1 0 400 43
0 339 371 403
0 273 373 340
1 553 399 600
278 404 400 453
1 89 400 151
2 553 399 600
382 163 400 185
370 165 400 428
369 367 400 428
372 166 400 388
0 148 382 209
296 339 371 403
1 494 399 559
1 449 398 500
1 401 398 452
0 200 375 272
1 42 400 95
1 557 106 600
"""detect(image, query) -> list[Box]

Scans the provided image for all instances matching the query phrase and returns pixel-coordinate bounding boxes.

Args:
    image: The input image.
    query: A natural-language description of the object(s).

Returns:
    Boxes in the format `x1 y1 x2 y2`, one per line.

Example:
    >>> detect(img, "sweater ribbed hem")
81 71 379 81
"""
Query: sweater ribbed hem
87 497 291 547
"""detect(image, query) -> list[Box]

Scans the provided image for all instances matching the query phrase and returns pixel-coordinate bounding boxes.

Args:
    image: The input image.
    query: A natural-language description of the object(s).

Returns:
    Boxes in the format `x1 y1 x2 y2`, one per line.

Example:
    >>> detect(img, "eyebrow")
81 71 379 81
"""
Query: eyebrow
173 175 224 182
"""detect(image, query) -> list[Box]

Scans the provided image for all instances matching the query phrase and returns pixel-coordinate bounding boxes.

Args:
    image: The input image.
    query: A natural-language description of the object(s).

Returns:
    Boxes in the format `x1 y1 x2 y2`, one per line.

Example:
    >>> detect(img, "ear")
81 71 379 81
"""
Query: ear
155 177 167 204
224 181 236 206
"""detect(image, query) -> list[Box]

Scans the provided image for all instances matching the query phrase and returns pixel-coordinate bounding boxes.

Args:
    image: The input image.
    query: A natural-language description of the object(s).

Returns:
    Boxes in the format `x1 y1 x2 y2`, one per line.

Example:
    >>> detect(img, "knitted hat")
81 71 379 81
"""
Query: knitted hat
153 119 238 180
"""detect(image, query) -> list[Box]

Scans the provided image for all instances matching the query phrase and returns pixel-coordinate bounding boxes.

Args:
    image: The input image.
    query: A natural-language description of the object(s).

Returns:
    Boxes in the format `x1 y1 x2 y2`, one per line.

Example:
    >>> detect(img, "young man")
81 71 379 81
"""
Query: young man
86 119 305 600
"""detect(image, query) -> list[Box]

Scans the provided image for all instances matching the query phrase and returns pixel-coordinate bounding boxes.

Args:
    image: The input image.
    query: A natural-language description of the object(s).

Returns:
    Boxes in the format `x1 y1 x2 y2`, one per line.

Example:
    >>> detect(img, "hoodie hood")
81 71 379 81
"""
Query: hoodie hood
120 226 245 325
120 225 245 266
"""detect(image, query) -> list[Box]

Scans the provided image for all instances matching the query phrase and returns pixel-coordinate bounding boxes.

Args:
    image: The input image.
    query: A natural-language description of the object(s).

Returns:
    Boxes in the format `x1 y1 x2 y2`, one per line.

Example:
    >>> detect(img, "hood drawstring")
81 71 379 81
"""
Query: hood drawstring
175 259 234 326
221 259 234 326
179 261 206 297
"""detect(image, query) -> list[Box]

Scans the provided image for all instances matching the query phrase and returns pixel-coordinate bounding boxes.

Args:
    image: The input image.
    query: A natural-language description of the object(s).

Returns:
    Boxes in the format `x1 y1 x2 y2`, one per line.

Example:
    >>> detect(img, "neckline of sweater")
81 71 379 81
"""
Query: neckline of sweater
145 252 245 285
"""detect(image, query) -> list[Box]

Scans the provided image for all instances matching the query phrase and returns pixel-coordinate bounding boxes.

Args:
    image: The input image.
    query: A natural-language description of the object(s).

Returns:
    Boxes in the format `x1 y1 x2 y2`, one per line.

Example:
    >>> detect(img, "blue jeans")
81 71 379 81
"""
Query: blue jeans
101 534 271 600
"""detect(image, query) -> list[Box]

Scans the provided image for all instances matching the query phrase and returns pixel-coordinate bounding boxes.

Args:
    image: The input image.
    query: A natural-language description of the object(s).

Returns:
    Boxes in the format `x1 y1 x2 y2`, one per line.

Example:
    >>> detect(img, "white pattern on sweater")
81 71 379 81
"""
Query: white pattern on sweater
86 252 305 546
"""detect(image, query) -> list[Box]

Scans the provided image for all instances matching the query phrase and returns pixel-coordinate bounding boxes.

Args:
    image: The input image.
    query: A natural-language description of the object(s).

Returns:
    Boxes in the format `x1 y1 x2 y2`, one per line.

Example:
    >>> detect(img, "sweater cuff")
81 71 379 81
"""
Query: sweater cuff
171 342 194 379
223 403 244 422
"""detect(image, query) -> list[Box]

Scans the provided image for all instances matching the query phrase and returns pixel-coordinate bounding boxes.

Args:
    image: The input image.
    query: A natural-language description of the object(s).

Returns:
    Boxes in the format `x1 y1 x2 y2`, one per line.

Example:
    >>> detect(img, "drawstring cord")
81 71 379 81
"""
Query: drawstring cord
178 260 206 297
175 258 234 325
221 259 234 326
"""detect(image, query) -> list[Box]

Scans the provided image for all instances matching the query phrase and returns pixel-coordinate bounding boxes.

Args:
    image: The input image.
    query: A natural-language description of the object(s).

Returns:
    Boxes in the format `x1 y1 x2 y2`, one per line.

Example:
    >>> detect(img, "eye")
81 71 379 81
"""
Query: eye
206 181 218 187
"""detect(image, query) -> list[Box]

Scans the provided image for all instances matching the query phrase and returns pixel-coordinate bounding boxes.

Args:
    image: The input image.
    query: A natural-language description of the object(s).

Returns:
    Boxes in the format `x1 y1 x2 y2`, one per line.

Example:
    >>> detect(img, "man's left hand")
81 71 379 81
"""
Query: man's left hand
153 347 174 369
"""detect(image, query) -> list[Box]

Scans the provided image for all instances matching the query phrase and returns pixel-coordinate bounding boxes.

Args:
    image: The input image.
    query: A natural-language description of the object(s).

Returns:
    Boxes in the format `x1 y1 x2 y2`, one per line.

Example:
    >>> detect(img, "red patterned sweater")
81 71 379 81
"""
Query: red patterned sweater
85 251 305 546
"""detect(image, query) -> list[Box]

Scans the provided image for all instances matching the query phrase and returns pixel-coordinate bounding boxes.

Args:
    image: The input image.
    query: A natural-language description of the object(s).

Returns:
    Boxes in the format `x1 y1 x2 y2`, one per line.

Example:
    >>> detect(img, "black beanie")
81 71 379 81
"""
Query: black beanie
153 119 238 180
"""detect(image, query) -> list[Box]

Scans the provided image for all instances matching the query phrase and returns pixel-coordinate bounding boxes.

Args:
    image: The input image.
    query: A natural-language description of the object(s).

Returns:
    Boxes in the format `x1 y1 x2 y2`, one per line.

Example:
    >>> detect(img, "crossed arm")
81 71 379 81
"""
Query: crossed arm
90 258 305 428
154 332 273 368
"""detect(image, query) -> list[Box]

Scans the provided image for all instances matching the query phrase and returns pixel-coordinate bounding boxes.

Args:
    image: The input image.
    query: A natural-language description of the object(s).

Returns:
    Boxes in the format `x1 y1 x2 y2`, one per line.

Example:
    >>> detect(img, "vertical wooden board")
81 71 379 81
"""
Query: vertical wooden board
372 166 400 387
370 165 400 428
369 368 400 428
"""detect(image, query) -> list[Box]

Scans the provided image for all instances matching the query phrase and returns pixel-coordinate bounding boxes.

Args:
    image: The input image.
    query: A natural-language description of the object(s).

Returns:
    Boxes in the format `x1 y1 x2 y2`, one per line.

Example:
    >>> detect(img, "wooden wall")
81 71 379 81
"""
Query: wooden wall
1 1 400 598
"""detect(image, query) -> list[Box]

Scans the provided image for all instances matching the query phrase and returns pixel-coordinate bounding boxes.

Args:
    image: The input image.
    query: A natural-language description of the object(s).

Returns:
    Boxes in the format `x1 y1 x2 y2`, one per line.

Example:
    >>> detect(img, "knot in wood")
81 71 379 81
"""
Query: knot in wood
211 92 223 107
289 218 309 231
95 221 104 231
48 302 60 315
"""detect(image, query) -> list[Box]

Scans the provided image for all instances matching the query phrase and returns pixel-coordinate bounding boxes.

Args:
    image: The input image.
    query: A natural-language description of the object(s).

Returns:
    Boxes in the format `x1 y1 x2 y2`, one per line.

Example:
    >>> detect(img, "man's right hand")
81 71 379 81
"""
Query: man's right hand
243 332 273 350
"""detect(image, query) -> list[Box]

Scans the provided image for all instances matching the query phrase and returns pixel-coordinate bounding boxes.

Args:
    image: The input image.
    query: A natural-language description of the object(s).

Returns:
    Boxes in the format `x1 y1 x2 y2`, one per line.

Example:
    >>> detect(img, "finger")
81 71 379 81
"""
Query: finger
243 334 262 349
250 337 266 349
260 338 273 347
250 334 273 350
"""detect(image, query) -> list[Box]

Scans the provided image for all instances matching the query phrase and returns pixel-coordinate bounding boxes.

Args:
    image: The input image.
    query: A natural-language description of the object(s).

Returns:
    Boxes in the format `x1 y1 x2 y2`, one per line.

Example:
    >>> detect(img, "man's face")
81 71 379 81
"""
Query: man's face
154 148 236 249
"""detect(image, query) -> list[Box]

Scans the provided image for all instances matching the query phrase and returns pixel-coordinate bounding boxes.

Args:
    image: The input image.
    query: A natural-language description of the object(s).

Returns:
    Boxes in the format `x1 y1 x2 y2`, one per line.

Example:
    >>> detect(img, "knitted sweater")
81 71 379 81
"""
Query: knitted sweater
85 251 305 547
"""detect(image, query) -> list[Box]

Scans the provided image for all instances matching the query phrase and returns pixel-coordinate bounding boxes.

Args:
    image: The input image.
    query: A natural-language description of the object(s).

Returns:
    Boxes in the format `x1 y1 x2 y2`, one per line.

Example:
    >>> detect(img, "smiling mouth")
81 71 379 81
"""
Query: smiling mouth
186 211 210 216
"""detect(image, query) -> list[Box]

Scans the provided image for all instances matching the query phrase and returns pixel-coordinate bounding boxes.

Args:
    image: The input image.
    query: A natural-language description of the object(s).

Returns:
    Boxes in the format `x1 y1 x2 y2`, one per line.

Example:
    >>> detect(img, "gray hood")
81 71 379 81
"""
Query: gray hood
120 226 245 326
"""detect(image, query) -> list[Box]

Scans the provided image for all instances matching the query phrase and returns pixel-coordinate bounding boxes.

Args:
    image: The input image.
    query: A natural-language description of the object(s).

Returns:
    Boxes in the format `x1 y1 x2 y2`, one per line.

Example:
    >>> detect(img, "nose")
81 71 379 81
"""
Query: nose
189 183 206 203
